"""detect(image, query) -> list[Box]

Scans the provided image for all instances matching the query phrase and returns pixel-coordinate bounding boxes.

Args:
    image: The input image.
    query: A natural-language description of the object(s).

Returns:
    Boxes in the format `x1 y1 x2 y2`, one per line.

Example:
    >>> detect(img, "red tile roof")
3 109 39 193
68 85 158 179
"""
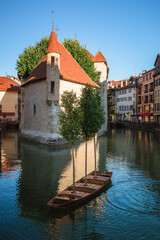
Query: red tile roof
46 30 60 54
0 77 20 91
22 31 99 88
93 51 107 65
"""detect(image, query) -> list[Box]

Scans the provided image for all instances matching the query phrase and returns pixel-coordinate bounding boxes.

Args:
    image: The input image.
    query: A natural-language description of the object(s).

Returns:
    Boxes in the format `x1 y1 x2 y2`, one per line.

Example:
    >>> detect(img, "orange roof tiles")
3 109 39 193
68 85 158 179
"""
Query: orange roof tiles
0 77 20 91
22 30 99 88
46 30 60 54
93 51 107 65
21 55 47 86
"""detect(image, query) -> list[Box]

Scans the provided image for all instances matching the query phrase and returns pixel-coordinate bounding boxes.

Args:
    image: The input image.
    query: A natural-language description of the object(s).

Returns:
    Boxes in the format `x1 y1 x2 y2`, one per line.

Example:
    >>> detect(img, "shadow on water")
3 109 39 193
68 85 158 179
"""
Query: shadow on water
17 139 72 221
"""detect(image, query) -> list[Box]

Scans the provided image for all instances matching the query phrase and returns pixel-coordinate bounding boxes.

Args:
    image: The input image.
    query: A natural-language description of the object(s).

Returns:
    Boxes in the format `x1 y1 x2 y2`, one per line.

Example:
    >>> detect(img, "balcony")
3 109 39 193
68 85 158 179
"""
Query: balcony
144 89 148 93
149 88 154 92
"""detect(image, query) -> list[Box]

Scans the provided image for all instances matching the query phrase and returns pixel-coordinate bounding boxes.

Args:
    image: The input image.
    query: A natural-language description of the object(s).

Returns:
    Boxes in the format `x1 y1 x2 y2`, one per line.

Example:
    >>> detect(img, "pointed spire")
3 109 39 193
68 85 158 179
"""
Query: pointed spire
75 33 78 44
46 12 60 54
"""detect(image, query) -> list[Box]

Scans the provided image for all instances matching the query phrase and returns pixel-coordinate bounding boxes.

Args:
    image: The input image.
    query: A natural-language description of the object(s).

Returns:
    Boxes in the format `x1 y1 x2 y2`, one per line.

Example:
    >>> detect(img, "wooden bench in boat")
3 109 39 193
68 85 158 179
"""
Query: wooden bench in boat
69 182 101 193
59 190 90 199
81 174 109 185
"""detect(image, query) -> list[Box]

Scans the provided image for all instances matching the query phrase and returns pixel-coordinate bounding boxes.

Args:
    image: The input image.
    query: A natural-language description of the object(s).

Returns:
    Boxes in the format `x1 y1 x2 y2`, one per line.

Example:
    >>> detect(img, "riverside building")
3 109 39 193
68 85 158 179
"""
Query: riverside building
115 77 137 121
153 54 160 123
137 69 154 122
21 22 109 144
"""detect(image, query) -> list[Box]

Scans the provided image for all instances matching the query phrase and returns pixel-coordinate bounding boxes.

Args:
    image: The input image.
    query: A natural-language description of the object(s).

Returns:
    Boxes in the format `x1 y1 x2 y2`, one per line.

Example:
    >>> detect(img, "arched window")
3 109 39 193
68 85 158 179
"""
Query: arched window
33 104 36 115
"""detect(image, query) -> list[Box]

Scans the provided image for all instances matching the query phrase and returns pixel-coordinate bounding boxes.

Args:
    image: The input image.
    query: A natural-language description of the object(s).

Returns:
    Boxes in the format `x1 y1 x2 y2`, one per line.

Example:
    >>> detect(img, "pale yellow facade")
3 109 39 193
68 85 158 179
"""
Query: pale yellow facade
0 90 19 121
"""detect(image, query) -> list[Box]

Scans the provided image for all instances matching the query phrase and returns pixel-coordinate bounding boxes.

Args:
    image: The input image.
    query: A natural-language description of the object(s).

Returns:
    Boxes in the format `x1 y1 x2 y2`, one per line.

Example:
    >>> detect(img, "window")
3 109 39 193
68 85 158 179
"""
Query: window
150 73 152 79
128 97 132 101
98 71 101 76
129 88 132 93
51 56 55 67
51 81 55 94
146 74 148 81
33 104 36 115
0 105 2 113
155 103 157 112
158 90 159 98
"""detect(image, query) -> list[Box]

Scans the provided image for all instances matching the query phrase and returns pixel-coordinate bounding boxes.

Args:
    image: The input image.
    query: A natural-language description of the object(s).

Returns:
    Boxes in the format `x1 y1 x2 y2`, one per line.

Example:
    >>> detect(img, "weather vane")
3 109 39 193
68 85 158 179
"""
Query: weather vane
51 11 54 30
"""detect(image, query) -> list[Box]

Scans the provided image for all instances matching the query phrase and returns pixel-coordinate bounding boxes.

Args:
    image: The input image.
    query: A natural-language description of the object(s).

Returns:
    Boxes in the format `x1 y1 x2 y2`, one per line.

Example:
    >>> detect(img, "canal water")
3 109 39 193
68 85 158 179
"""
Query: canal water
0 129 160 240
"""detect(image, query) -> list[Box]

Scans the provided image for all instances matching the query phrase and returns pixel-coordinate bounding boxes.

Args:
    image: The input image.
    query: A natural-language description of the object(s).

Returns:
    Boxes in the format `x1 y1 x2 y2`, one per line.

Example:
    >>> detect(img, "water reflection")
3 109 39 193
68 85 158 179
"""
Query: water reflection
1 129 160 240
0 130 20 173
17 136 103 221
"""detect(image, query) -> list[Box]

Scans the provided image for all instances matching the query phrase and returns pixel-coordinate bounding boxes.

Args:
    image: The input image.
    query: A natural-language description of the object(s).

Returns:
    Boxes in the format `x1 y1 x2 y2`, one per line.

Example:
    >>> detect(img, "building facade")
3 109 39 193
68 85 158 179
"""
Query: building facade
0 77 21 122
137 69 154 122
116 77 137 121
21 25 109 144
153 54 160 123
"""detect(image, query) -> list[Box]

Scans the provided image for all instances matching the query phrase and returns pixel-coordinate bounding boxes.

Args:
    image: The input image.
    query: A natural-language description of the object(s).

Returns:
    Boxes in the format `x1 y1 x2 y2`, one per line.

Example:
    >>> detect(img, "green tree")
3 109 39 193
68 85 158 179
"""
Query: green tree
58 91 82 193
63 39 99 84
80 84 105 184
16 37 99 84
16 36 49 80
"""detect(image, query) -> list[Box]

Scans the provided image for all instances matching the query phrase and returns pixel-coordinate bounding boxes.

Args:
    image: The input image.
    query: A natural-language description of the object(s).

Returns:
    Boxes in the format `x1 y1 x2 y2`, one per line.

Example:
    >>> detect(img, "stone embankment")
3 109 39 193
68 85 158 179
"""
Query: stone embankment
108 121 160 132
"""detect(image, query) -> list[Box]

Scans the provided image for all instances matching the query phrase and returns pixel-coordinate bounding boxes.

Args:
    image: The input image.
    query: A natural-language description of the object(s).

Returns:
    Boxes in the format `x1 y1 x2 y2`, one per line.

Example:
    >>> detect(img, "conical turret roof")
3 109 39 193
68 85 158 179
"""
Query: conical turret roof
46 30 60 54
93 51 107 65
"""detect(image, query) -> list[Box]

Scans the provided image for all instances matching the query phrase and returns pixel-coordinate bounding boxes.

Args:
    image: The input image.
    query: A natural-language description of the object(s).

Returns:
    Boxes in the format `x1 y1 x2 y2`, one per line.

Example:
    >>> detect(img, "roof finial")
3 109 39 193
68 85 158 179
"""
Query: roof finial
75 33 77 39
51 11 54 31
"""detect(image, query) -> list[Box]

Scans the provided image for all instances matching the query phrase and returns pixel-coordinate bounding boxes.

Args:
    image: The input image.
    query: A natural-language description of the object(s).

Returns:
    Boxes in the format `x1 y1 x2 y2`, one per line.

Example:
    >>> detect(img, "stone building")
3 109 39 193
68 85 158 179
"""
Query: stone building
93 51 109 133
153 54 160 123
21 25 109 144
0 76 21 122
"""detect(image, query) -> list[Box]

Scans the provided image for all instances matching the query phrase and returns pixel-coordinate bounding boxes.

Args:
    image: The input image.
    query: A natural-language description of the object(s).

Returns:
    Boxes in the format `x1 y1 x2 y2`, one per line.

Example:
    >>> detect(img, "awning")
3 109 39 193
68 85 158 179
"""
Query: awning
140 113 153 117
0 112 15 116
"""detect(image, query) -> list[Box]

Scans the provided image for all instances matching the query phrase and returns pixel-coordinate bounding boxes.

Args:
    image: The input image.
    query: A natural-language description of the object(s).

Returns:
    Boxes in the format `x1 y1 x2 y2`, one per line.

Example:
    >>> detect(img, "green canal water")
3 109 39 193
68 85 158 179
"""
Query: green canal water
0 128 160 240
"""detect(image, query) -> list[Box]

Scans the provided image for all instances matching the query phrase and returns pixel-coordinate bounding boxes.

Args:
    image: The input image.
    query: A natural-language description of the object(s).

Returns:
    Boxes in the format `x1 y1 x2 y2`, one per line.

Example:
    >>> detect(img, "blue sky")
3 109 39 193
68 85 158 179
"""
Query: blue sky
0 0 160 81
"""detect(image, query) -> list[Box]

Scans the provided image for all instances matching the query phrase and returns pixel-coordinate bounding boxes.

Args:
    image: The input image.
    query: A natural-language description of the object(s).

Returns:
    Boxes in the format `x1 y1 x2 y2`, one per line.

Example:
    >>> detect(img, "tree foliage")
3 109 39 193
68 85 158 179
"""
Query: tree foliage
80 84 105 140
63 39 99 84
16 36 49 80
57 91 82 145
16 37 99 84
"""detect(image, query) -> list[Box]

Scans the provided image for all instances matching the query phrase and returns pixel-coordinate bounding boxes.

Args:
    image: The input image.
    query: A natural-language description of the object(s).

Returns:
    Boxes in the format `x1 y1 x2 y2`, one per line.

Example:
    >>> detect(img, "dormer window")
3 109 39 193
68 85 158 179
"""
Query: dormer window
51 56 55 67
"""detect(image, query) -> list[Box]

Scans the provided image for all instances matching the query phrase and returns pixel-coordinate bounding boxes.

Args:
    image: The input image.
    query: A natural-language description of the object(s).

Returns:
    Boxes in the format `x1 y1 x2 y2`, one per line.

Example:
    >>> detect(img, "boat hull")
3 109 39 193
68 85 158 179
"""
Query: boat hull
47 171 112 210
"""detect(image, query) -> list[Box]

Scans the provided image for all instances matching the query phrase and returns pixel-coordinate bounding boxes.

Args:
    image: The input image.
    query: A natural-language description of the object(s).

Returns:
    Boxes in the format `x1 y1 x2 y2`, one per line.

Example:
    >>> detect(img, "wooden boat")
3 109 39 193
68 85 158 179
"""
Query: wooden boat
47 171 112 210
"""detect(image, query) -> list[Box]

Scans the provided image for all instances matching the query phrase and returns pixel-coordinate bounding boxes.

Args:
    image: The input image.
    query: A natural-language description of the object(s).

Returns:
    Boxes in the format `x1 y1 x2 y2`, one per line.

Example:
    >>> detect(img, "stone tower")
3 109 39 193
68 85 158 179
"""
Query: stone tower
93 51 109 134
46 28 60 106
